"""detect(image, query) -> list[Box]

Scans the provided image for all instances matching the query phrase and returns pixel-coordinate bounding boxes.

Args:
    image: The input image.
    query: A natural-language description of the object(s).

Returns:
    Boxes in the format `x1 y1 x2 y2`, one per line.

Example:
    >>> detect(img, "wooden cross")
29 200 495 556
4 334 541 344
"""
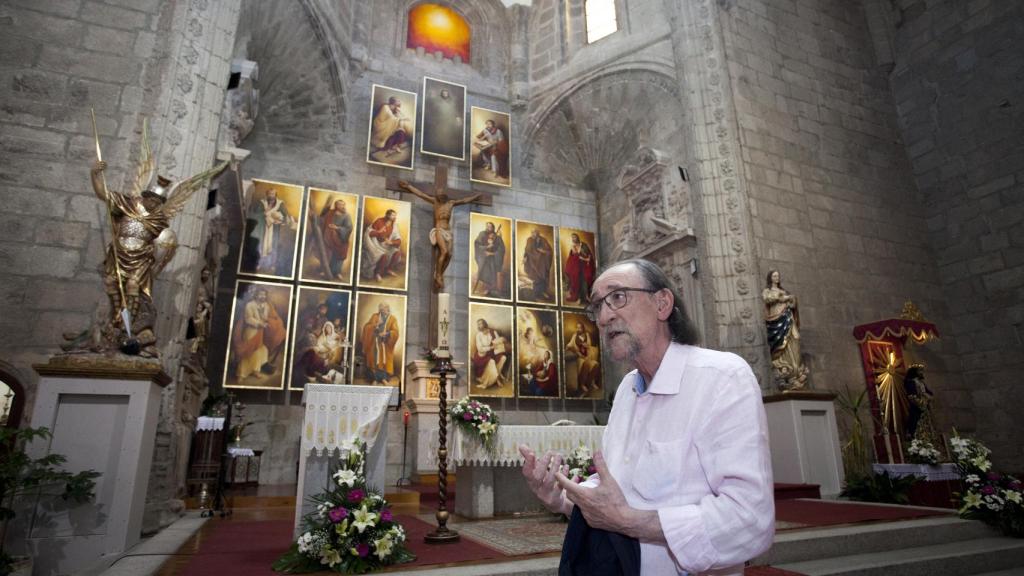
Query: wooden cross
384 160 493 206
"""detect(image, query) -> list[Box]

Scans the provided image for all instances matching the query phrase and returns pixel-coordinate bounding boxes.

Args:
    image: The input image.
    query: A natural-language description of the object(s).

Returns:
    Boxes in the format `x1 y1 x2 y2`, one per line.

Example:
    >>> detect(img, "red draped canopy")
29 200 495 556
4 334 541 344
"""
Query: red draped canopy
852 318 939 344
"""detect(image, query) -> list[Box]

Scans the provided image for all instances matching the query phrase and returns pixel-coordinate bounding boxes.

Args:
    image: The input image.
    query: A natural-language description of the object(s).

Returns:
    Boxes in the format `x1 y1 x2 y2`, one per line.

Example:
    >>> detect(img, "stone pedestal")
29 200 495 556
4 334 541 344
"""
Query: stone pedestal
17 357 169 575
764 391 845 498
404 360 463 476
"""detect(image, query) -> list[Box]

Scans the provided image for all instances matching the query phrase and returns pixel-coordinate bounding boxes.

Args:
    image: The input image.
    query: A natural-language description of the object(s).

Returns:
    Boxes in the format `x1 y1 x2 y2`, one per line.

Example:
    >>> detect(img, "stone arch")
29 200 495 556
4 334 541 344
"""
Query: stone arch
234 0 348 137
521 65 686 190
396 0 509 77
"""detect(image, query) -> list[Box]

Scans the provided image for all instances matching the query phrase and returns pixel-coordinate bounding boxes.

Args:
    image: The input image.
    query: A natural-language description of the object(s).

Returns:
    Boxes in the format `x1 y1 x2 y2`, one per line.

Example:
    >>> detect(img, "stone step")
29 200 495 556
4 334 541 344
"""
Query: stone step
969 569 1024 576
758 516 997 565
773 536 1024 576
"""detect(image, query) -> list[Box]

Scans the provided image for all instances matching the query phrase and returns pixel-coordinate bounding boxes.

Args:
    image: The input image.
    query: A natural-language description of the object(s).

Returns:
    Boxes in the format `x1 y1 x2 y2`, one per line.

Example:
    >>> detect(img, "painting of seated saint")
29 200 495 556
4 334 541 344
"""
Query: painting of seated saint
516 307 561 399
223 280 294 390
468 302 514 398
562 311 603 399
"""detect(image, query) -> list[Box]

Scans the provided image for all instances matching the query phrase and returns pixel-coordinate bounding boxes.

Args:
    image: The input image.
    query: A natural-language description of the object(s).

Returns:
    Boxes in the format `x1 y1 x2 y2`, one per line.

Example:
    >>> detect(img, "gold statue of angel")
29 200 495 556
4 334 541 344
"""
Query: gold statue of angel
82 121 228 357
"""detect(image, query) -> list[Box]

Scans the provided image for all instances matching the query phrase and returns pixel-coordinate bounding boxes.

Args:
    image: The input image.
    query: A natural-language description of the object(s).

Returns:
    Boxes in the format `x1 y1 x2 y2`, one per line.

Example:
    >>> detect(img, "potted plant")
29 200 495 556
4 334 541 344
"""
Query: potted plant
0 426 100 576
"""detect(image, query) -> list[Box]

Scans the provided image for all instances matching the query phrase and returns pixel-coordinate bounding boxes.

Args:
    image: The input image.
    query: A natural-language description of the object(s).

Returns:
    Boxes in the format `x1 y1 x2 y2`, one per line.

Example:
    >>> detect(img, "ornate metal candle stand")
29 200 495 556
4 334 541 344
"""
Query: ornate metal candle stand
424 351 459 543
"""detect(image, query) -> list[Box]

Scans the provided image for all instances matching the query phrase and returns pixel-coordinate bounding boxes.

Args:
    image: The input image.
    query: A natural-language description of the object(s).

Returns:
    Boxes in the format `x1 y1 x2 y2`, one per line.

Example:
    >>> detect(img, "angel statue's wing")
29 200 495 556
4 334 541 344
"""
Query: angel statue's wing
128 119 154 199
161 160 230 219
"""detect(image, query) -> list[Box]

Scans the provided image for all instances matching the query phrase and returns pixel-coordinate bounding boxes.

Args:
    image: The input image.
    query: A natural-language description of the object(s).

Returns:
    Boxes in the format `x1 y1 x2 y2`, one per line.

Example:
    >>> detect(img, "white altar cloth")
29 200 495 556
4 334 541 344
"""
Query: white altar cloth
294 384 394 536
195 416 225 431
452 424 605 466
873 462 960 481
453 425 605 518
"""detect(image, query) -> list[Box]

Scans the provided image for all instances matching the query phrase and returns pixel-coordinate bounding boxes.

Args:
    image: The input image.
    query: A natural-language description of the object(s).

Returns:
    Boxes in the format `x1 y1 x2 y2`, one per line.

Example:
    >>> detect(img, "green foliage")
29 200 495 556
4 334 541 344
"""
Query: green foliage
836 385 870 480
840 471 917 504
0 426 100 569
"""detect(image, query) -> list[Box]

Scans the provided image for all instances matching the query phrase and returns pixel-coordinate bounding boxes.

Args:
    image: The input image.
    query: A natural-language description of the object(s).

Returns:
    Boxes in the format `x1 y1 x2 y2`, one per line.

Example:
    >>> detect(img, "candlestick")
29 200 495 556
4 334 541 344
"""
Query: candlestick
435 292 451 359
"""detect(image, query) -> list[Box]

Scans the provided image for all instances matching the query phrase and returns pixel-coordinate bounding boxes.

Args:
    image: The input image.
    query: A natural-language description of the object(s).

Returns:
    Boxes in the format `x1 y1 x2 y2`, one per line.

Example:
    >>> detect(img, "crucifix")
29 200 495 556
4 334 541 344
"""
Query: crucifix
385 160 492 293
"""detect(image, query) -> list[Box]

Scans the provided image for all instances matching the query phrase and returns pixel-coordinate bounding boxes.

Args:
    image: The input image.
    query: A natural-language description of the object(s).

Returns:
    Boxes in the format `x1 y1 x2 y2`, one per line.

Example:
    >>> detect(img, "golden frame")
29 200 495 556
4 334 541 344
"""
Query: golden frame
514 219 559 306
467 302 515 399
222 280 294 390
237 179 305 280
287 286 353 390
561 311 604 400
515 306 562 399
298 188 359 286
355 195 412 292
351 291 408 400
558 226 599 309
420 76 467 161
469 106 512 187
468 212 513 302
366 84 417 171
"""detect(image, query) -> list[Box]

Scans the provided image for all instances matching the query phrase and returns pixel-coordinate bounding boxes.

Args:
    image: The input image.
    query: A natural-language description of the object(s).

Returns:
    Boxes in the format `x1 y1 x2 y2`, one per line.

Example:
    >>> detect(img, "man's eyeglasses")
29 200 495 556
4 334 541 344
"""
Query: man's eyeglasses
584 287 658 321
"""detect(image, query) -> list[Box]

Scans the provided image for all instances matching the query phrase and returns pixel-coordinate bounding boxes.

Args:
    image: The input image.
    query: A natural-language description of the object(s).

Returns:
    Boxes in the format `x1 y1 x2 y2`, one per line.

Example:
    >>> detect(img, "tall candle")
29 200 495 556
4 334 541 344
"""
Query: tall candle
437 292 451 352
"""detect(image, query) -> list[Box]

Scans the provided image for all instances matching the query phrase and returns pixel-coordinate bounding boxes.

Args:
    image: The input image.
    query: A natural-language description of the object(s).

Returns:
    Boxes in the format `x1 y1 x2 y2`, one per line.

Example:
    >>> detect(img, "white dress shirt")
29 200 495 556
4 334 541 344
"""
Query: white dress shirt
587 343 774 575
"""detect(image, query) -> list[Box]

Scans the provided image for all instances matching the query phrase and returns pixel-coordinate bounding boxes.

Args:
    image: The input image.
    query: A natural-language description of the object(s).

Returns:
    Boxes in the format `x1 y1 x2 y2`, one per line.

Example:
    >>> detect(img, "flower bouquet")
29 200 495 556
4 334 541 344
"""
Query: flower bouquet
564 443 597 483
906 438 941 465
951 434 1024 537
450 397 499 451
273 439 415 573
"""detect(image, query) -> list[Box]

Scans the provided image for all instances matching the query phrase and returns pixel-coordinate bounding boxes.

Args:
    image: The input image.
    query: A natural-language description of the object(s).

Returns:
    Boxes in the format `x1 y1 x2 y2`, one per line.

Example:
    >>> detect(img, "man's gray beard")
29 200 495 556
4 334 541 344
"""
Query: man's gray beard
606 330 642 363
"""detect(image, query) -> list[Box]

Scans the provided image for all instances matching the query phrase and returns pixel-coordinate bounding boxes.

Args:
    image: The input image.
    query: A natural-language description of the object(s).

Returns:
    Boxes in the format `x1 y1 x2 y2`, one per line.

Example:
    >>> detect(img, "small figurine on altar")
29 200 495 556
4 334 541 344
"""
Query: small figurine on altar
903 364 938 446
763 270 810 390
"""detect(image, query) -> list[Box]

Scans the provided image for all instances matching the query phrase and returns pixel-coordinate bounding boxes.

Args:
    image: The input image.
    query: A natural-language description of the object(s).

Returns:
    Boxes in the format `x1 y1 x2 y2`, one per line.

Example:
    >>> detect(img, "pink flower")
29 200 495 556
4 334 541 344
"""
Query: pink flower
587 465 597 474
480 414 489 421
381 508 393 522
356 543 370 557
463 413 473 421
987 472 1002 482
981 485 996 495
348 489 365 502
328 506 348 523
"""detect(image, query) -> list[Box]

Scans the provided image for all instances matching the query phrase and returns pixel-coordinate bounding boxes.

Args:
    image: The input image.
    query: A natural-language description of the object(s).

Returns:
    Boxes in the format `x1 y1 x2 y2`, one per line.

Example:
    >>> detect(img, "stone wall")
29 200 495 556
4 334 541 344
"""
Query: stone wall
717 0 971 451
880 0 1024 468
0 0 240 532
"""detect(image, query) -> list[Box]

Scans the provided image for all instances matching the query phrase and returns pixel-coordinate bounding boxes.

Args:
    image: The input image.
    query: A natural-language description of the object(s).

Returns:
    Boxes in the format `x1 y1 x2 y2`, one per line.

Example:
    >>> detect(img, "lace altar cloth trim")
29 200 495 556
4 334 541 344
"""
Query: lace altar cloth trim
195 416 225 431
453 425 605 466
873 463 960 481
227 447 255 457
302 384 393 456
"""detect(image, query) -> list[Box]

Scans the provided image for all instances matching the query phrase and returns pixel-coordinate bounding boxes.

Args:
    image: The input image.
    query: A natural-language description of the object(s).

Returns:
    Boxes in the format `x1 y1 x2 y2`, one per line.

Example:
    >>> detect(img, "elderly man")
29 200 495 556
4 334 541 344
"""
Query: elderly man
519 258 774 575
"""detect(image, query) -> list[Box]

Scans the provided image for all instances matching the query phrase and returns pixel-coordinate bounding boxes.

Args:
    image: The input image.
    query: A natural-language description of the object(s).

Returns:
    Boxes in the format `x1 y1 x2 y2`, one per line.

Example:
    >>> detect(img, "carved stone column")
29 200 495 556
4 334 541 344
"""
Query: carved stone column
662 0 771 389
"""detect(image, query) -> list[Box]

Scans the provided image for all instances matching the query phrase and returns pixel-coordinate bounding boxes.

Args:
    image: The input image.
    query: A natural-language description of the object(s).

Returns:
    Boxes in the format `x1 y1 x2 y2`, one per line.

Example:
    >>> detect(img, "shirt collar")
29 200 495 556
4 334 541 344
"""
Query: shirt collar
631 343 688 396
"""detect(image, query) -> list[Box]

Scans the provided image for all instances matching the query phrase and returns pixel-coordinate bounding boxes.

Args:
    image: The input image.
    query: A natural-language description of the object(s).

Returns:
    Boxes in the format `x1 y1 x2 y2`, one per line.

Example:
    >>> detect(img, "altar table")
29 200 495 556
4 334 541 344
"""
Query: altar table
452 425 604 518
294 384 396 536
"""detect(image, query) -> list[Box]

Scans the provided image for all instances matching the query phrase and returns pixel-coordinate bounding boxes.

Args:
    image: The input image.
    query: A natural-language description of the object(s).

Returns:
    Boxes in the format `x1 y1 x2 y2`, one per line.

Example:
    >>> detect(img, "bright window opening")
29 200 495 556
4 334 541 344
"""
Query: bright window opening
585 0 617 44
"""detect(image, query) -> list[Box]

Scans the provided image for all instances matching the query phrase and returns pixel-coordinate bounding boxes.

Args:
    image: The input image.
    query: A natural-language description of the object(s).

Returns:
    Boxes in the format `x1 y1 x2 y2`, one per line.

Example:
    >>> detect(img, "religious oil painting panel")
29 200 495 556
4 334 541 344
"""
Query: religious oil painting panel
223 280 294 390
366 84 417 171
514 220 558 306
561 311 603 399
407 3 471 63
558 227 598 309
468 302 515 398
237 179 304 280
516 307 561 399
468 212 512 302
356 195 412 291
420 76 466 161
288 286 352 390
299 188 358 285
469 106 511 188
352 291 407 398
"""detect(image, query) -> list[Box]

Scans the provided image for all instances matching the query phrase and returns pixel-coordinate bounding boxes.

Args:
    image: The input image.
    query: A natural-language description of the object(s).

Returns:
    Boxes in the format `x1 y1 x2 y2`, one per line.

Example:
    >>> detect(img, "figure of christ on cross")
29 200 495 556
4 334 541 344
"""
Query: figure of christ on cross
390 162 490 292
